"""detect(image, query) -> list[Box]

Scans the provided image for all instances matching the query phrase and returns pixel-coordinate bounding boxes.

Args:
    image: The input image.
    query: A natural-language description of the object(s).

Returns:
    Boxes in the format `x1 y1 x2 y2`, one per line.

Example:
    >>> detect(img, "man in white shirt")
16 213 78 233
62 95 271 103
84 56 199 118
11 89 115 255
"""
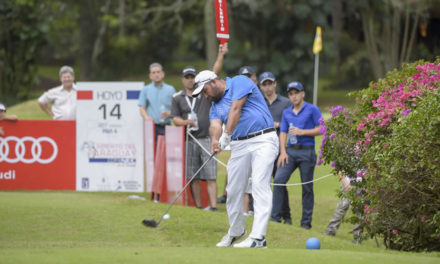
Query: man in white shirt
38 65 76 120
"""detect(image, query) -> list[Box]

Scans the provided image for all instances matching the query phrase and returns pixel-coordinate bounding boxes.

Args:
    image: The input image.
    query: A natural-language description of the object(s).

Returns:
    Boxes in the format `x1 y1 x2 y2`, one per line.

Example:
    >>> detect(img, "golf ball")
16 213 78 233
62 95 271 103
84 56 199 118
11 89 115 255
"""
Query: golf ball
163 214 170 220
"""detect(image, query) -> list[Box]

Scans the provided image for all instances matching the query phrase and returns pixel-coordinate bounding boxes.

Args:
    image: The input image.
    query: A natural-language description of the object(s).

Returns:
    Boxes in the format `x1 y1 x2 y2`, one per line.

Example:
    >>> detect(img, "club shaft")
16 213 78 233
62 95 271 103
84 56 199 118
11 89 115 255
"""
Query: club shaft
155 152 216 226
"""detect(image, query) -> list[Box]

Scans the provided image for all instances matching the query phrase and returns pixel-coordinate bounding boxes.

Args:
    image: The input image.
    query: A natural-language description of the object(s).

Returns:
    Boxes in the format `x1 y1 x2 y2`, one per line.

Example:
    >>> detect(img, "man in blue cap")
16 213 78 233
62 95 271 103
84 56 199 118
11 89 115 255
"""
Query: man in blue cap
270 81 322 230
259 72 293 225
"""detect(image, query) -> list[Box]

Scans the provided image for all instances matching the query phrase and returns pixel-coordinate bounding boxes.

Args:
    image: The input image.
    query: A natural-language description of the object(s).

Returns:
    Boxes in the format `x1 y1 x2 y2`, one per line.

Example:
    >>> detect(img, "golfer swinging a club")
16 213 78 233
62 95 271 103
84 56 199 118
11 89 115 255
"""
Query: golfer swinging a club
192 70 279 248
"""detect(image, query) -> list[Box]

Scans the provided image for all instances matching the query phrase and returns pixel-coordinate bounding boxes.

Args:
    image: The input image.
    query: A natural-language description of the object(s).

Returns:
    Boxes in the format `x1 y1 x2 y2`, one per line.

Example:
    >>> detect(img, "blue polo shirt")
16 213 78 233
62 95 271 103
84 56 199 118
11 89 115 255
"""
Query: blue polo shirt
210 76 274 140
280 102 322 146
138 81 175 124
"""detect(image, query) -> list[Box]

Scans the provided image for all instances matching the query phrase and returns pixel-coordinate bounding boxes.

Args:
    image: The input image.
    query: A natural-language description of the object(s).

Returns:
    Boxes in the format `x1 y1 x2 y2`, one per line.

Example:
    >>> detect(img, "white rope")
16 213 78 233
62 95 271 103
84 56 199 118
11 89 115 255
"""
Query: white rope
271 173 333 186
185 130 335 186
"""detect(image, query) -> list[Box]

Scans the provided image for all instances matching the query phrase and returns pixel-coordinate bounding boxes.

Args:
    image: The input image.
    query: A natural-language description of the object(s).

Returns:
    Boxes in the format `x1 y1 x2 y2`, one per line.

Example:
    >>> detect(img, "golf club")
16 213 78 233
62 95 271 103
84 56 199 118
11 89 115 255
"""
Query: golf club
142 151 216 228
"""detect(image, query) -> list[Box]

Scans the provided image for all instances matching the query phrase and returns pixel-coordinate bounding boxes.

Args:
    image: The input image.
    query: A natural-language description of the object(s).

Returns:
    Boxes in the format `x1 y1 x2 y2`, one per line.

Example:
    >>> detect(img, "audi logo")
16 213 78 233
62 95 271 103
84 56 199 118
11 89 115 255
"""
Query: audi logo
0 136 58 164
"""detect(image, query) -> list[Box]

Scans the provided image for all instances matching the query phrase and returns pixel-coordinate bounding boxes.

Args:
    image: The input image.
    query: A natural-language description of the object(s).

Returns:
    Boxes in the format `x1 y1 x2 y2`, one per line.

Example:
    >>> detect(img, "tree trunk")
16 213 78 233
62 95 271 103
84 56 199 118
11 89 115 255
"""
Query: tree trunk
79 2 98 80
361 11 384 79
91 0 111 68
332 0 343 69
118 0 125 38
204 0 217 69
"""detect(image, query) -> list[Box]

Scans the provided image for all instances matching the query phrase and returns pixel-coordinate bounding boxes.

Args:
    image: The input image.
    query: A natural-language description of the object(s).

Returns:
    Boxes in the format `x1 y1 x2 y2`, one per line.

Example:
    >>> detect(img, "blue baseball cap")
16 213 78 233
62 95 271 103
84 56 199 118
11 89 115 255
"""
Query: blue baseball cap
286 81 304 92
259 72 275 84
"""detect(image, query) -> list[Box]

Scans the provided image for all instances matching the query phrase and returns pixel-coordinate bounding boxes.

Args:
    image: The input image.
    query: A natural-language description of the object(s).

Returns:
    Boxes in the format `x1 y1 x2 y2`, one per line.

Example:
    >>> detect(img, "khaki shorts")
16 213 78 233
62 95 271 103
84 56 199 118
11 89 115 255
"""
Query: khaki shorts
185 137 217 180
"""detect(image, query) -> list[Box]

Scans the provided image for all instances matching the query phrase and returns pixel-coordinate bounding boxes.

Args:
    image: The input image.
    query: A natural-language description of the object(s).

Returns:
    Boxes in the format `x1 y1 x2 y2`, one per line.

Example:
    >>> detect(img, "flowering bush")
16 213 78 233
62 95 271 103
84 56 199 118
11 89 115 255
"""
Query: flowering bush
319 59 440 251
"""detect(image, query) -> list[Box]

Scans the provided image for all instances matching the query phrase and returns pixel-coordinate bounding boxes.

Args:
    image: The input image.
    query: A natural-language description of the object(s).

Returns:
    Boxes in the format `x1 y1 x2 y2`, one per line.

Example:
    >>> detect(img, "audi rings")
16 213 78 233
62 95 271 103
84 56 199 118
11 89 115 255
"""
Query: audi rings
0 136 58 164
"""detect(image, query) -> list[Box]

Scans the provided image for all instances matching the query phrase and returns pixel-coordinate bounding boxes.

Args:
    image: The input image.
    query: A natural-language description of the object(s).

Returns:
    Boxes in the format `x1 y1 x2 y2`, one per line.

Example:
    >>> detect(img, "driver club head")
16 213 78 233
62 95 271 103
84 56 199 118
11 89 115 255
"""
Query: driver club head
142 218 158 228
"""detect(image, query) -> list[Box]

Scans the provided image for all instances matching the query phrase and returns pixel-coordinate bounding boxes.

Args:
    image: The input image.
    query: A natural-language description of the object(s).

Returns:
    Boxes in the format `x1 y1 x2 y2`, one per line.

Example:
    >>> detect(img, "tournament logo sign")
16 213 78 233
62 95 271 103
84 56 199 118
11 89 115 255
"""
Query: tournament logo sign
76 82 144 192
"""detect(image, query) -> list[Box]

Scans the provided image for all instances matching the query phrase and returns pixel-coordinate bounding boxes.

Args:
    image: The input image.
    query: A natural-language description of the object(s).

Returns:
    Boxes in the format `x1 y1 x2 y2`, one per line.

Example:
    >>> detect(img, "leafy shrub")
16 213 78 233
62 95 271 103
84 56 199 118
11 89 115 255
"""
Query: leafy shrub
319 59 440 251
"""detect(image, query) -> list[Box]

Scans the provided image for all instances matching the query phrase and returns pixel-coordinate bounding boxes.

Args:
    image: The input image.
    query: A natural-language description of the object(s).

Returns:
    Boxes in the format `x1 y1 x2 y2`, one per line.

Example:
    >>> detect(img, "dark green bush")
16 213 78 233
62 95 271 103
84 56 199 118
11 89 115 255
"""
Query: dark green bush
319 59 440 251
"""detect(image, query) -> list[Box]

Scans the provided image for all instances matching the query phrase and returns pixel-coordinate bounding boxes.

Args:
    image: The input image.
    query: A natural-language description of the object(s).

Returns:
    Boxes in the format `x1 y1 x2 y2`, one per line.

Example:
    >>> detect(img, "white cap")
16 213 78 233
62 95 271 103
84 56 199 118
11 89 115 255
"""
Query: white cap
0 103 5 111
193 70 218 97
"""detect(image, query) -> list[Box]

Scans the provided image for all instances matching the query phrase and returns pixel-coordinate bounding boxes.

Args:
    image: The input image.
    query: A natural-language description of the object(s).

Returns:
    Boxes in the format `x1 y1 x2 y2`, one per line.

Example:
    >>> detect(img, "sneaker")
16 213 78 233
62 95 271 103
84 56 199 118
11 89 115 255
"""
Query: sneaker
233 236 267 248
270 218 281 223
284 219 292 225
216 230 246 247
323 230 335 236
210 207 218 212
300 224 311 230
217 195 227 203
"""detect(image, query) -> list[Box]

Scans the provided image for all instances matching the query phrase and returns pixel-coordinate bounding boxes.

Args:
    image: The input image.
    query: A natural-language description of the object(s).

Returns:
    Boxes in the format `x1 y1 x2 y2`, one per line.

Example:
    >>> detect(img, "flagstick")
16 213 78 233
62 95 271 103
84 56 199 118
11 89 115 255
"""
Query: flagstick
313 52 319 106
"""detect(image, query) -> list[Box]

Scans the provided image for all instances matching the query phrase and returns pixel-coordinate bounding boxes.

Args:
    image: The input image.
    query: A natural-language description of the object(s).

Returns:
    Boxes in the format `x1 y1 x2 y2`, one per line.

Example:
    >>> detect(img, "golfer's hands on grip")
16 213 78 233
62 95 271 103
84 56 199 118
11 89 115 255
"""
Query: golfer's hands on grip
218 132 231 151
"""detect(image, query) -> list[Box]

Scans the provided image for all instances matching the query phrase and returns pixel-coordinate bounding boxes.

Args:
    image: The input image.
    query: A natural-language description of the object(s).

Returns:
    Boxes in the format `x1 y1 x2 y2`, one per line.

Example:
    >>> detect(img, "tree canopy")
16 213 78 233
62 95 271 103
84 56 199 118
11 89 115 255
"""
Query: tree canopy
1 0 438 104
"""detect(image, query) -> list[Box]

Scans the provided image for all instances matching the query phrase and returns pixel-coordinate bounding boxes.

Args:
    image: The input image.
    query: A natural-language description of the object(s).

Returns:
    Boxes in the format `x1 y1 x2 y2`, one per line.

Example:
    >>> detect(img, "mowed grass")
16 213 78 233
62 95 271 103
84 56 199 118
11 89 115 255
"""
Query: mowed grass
1 184 439 263
2 99 439 263
1 151 439 263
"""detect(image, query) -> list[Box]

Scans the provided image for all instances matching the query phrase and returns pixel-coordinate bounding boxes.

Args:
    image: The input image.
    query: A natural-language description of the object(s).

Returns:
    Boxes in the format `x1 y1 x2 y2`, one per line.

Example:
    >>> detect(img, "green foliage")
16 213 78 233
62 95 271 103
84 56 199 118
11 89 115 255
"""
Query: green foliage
319 59 440 251
226 0 333 100
0 0 49 104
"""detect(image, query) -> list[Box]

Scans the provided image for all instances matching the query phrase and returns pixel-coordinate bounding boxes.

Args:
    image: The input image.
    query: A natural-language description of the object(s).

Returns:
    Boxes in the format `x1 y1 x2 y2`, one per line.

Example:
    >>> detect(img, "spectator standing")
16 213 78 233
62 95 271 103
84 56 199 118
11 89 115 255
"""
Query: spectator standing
259 72 292 225
238 66 258 85
324 171 364 243
0 102 18 136
171 66 218 211
38 66 76 120
271 81 322 230
138 63 176 143
193 70 278 248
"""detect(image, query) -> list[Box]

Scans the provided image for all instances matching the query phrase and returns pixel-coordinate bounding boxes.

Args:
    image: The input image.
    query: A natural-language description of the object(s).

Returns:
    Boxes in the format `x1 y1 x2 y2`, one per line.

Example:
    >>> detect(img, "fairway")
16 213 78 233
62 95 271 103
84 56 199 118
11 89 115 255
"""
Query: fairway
1 175 439 263
1 107 439 263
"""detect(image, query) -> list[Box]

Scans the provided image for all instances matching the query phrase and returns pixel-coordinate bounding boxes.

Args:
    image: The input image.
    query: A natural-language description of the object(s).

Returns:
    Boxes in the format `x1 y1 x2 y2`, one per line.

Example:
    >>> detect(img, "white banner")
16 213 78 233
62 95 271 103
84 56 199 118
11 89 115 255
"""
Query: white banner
144 120 155 193
76 82 144 192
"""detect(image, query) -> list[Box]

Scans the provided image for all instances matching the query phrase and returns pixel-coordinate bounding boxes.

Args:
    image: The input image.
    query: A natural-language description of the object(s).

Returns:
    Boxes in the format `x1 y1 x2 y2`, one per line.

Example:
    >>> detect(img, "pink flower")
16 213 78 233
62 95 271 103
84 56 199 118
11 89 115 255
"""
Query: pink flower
364 136 372 145
357 123 366 131
392 229 398 235
421 215 427 222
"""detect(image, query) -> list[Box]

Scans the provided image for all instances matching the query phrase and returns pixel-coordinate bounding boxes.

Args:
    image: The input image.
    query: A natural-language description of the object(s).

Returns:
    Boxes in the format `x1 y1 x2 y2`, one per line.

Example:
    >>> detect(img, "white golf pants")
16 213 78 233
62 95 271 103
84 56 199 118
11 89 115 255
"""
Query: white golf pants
226 132 279 239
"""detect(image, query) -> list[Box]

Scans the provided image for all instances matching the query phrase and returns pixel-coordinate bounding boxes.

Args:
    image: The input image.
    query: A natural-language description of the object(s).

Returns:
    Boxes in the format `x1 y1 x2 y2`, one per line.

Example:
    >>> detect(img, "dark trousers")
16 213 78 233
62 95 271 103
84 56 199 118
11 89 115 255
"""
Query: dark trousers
272 159 291 220
154 124 166 146
271 147 316 226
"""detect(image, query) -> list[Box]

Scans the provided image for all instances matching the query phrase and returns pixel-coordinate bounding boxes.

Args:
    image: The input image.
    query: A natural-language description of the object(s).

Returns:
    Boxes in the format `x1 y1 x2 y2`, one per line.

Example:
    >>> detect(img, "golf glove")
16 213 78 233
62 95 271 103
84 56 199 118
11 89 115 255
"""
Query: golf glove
219 132 231 150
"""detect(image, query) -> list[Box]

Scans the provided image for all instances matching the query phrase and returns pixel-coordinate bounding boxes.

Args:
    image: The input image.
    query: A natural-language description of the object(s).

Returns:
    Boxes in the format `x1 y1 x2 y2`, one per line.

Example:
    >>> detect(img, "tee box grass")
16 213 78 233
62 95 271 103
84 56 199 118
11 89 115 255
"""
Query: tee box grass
2 84 439 263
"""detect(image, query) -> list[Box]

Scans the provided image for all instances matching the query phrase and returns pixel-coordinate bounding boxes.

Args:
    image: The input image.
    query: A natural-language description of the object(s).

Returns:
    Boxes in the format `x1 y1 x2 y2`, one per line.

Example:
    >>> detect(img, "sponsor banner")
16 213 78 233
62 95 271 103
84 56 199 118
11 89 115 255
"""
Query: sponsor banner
165 126 185 204
215 0 229 44
144 120 155 193
0 121 75 190
76 82 144 192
